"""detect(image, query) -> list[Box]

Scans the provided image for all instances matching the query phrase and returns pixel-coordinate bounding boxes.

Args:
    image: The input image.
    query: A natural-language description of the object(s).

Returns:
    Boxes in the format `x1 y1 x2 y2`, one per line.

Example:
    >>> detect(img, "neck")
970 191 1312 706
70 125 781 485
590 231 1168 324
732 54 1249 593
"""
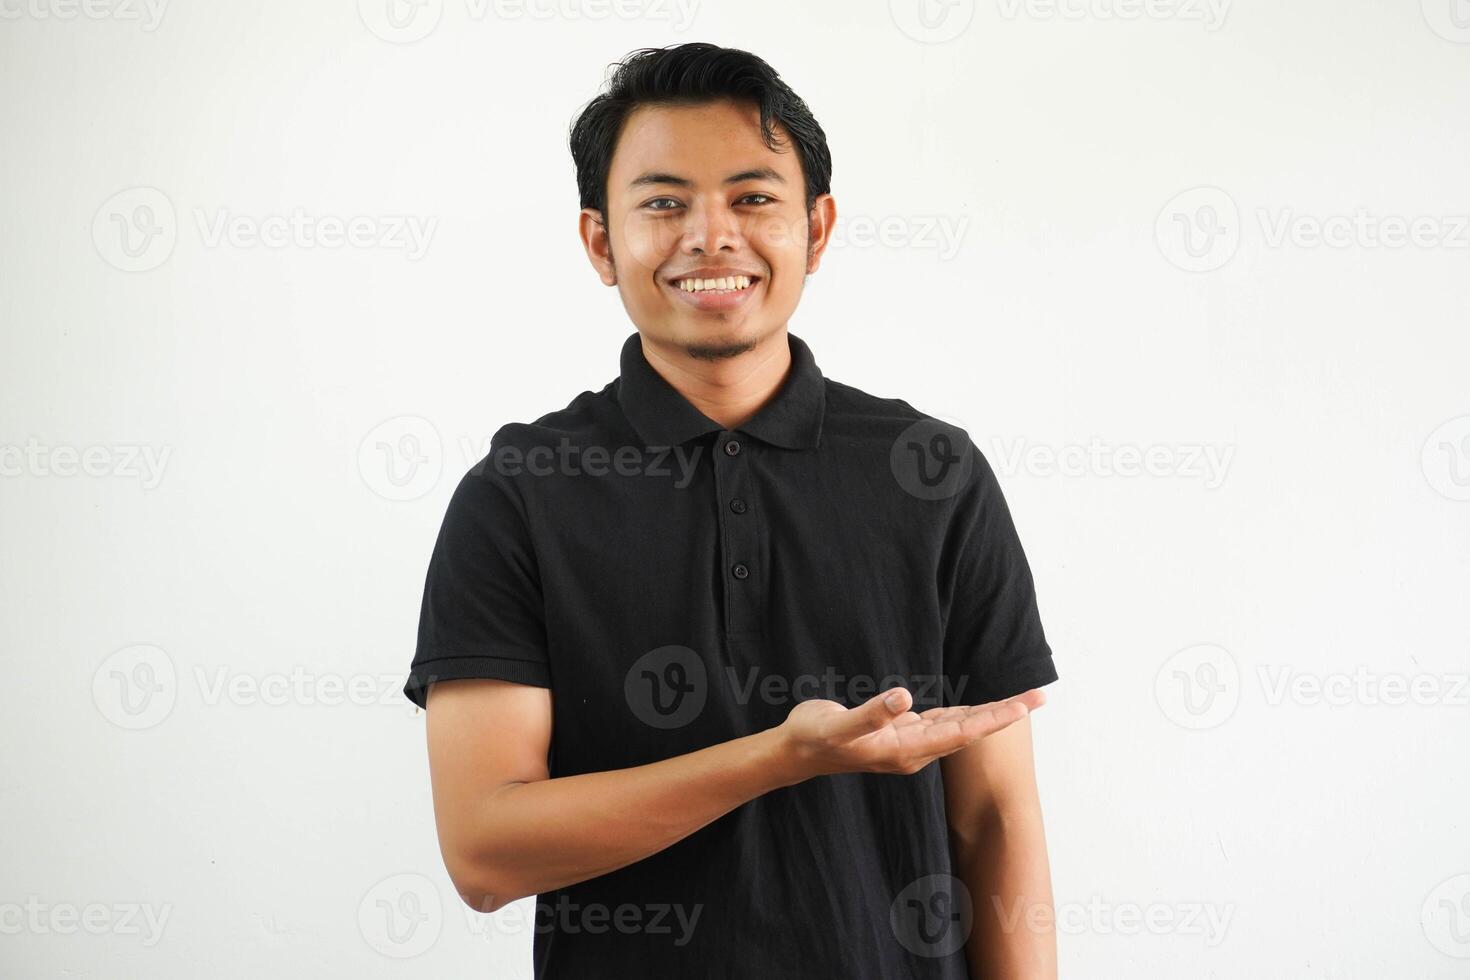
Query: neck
639 327 793 431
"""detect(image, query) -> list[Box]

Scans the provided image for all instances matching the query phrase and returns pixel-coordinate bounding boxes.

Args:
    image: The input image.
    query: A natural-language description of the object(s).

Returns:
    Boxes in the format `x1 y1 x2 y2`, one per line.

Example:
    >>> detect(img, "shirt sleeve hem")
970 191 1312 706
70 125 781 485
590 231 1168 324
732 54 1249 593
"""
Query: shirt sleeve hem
403 652 552 710
959 655 1060 706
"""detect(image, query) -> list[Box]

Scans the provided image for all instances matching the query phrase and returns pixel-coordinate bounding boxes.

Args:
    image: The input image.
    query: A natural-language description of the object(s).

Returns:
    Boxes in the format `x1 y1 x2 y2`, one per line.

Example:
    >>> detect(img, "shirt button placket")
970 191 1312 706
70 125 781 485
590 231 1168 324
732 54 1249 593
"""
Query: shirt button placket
715 432 759 634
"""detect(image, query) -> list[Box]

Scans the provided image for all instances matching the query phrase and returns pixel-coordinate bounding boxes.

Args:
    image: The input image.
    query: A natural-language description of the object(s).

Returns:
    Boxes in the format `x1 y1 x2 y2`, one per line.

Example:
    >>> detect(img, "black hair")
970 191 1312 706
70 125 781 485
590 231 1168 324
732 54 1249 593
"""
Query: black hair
568 43 833 224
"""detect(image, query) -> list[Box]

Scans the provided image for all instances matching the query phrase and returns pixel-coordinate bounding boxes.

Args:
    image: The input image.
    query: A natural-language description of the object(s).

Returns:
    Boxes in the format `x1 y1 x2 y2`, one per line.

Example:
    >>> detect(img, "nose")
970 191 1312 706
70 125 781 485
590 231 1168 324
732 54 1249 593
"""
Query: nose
681 196 743 255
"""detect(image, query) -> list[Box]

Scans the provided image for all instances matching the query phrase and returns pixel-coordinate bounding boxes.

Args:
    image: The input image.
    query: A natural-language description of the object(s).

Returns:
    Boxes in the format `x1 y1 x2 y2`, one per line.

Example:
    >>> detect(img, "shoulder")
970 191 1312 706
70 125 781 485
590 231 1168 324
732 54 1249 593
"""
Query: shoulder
820 376 1005 520
822 377 988 465
485 382 622 455
449 382 624 507
823 377 930 426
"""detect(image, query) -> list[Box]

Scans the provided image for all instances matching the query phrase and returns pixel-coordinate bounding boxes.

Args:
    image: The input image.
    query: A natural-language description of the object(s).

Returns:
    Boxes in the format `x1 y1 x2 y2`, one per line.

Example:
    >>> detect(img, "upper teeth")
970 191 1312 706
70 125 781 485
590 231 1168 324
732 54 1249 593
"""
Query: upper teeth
678 276 753 292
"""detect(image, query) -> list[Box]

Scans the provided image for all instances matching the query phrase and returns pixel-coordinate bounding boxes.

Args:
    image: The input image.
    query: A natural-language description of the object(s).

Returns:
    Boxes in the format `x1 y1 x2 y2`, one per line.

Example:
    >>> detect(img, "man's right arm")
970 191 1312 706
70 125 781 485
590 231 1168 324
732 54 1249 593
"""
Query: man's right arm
424 676 1044 912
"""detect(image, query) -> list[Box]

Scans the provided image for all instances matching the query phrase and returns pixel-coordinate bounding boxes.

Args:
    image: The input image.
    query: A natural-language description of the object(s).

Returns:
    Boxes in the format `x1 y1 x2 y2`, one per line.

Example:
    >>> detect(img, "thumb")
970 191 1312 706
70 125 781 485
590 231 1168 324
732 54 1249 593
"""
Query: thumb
834 687 912 739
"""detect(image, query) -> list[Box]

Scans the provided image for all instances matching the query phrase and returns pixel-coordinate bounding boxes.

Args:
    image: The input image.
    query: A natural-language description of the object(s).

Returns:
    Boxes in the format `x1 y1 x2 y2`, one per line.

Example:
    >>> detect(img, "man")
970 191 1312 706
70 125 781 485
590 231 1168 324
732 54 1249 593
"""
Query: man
404 42 1060 979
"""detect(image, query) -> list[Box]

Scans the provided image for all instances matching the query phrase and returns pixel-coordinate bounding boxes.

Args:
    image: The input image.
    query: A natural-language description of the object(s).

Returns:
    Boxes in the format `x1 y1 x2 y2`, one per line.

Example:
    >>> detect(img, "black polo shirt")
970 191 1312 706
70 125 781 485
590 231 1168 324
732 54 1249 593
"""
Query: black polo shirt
404 330 1059 980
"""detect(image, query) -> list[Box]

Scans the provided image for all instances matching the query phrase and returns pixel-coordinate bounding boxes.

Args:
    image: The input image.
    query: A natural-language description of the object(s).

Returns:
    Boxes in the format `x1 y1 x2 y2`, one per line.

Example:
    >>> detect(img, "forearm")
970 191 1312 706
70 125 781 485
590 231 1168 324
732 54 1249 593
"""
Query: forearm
953 805 1058 980
464 726 801 910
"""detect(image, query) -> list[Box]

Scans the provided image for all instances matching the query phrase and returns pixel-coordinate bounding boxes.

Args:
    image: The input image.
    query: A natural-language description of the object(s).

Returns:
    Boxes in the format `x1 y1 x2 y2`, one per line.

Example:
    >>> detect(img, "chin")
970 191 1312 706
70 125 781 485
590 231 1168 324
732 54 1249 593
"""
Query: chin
673 324 761 361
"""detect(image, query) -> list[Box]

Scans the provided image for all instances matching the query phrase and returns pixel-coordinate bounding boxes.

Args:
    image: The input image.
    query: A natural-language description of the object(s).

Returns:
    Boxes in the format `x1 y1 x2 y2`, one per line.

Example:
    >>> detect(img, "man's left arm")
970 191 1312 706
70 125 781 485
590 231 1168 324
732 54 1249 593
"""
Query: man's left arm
940 710 1058 980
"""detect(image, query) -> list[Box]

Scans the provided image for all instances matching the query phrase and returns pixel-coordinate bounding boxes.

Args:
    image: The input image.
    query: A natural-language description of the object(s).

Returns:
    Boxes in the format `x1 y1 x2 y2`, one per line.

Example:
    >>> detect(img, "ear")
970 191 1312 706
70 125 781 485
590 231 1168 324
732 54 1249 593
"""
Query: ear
805 194 837 275
579 208 617 286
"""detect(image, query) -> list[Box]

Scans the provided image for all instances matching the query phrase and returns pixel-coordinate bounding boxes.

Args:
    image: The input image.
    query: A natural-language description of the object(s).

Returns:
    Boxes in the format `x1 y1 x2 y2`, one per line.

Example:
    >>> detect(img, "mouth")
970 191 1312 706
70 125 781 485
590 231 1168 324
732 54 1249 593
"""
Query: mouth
669 274 760 294
665 274 763 312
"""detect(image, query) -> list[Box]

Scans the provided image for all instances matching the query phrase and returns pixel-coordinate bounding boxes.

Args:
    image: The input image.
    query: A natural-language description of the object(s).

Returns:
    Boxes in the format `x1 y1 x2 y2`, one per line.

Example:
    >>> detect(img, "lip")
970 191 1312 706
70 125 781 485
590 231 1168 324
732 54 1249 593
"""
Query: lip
665 274 763 313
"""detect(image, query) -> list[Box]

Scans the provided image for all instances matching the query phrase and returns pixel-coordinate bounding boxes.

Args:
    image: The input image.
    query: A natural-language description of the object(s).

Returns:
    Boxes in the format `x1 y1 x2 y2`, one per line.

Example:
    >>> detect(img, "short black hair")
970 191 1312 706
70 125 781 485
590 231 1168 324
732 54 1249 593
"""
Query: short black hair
569 43 833 222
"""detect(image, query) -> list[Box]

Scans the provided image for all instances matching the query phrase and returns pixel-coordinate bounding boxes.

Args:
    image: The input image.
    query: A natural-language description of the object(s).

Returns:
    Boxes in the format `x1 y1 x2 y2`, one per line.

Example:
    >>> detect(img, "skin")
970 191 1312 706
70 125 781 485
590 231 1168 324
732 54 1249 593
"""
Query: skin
424 98 1058 978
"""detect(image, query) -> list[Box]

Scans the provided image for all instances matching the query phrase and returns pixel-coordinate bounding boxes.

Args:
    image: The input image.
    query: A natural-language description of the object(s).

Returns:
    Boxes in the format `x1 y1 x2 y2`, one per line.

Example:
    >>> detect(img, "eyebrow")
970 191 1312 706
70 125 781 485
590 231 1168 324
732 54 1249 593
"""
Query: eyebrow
627 167 786 190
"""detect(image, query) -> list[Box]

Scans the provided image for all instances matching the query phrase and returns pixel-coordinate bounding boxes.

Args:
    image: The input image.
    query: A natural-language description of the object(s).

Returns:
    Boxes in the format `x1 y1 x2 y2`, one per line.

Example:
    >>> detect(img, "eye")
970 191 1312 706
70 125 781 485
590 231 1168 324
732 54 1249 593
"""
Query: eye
643 194 774 213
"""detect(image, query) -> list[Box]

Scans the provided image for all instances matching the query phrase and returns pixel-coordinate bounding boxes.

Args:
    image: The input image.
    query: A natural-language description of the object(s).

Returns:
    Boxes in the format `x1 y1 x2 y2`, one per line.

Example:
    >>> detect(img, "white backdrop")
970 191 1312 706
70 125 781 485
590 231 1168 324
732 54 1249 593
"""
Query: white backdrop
3 1 1468 977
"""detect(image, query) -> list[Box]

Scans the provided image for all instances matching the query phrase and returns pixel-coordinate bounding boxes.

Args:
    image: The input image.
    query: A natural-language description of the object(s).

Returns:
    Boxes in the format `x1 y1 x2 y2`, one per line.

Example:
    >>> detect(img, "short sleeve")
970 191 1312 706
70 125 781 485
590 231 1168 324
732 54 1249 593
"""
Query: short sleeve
939 441 1058 706
402 450 551 711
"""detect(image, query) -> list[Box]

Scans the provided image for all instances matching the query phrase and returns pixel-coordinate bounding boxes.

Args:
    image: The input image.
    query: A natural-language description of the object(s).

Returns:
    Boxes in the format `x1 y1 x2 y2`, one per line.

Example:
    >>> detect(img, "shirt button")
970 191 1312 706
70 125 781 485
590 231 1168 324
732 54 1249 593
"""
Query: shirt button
732 563 750 580
724 439 741 456
730 497 747 514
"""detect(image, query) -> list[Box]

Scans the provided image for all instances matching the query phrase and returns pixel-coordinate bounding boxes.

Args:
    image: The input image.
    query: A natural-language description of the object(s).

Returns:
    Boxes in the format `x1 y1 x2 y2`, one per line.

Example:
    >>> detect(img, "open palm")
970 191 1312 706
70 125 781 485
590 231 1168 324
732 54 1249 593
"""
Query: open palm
781 687 1046 778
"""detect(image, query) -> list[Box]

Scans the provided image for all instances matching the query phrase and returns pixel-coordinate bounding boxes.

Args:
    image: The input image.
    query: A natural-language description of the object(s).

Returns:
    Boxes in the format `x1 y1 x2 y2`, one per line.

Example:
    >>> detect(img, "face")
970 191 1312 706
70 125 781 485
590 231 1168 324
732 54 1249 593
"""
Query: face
581 99 835 361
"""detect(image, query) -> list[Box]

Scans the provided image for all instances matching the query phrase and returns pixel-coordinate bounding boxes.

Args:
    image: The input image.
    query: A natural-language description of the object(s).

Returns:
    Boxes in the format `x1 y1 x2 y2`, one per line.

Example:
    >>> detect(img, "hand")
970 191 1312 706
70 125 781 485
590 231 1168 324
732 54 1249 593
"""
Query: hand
773 686 1047 782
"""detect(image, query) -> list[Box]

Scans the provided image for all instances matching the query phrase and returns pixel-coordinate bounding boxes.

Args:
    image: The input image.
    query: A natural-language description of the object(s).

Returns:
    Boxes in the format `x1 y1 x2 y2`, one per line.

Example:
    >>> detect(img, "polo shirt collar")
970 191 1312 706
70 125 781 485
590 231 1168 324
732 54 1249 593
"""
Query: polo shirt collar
618 330 826 451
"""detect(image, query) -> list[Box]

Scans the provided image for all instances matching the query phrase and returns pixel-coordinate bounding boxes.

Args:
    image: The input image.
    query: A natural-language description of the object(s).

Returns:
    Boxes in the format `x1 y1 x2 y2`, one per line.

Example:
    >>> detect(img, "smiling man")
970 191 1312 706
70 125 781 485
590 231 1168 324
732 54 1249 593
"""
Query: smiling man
405 42 1060 980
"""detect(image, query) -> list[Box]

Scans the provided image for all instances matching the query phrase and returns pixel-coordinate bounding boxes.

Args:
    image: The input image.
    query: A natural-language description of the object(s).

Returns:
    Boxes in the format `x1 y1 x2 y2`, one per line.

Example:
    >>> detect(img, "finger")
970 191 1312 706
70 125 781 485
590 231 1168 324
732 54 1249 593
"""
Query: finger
1005 688 1047 713
830 687 912 739
917 705 973 724
943 690 1046 731
918 690 1046 723
901 697 1037 758
954 697 1035 741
